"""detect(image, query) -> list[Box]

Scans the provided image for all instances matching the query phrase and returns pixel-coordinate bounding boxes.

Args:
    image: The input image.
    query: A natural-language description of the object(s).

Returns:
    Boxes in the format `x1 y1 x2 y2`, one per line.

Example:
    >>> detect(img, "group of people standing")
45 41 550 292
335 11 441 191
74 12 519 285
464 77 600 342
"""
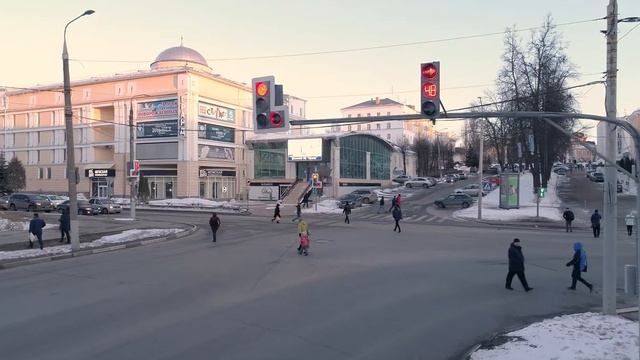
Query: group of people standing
562 207 635 238
506 238 593 293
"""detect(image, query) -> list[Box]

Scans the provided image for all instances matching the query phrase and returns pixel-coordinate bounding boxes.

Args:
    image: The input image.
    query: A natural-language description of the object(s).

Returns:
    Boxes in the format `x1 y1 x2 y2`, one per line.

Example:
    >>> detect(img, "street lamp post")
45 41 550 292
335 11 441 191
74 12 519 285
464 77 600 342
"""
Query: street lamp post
63 10 94 251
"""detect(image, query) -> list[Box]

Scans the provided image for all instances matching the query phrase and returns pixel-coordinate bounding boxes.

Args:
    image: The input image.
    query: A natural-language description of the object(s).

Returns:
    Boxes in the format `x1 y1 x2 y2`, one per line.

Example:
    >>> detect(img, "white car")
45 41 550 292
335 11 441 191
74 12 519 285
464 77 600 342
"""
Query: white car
454 184 487 197
405 177 432 188
43 195 67 207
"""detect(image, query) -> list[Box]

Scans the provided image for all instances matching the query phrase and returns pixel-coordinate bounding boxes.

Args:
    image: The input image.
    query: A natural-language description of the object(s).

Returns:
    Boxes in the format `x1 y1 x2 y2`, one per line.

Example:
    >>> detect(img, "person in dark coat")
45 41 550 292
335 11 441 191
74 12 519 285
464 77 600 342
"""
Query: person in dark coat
388 195 397 212
562 207 575 233
590 209 601 238
343 203 351 224
58 208 71 244
566 242 593 292
28 213 46 250
292 203 302 222
377 196 385 214
505 238 533 292
272 203 281 223
209 212 221 242
392 206 402 232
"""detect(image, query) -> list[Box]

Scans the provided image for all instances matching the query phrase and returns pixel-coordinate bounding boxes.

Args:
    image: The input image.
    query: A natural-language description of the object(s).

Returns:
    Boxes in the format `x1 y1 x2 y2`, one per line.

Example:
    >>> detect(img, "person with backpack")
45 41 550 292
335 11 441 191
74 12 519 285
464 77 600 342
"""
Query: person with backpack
562 207 575 233
392 205 402 233
566 242 593 292
590 209 601 238
209 212 221 242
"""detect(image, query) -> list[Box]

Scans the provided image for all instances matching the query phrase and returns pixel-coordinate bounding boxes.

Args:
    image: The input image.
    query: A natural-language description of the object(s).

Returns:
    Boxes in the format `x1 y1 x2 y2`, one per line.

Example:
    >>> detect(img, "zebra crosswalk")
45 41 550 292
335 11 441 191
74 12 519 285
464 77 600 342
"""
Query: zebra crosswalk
351 211 464 224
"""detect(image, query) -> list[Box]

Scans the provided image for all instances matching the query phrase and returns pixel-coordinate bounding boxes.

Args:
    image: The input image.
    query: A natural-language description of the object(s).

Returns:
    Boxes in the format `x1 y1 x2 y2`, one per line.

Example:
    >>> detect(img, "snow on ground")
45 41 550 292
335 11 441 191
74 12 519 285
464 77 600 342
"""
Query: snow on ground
301 199 343 214
0 228 184 261
147 197 242 210
375 185 416 199
0 218 59 232
470 312 638 360
454 172 563 221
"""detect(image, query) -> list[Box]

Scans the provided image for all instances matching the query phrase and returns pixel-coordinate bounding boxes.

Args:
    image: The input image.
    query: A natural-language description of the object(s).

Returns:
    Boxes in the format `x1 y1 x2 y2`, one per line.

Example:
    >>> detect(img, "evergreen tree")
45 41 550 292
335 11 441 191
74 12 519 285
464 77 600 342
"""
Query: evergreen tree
6 157 26 193
0 152 7 194
464 146 479 167
138 174 150 202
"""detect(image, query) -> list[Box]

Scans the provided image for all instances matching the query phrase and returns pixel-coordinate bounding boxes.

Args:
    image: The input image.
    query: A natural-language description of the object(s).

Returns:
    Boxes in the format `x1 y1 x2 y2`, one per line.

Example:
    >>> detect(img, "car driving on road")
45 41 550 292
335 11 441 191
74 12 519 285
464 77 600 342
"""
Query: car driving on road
453 184 487 197
0 196 9 210
434 193 473 209
392 175 412 184
89 198 122 214
338 194 363 209
405 177 432 188
347 189 379 204
57 200 101 215
8 193 54 212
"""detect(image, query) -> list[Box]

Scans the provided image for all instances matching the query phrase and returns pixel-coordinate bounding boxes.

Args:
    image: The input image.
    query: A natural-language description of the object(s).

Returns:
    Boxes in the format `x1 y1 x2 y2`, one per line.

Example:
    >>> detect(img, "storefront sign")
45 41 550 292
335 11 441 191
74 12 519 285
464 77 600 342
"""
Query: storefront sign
137 120 179 138
199 169 236 177
137 99 178 120
85 169 116 178
198 145 234 160
198 123 235 143
198 102 235 123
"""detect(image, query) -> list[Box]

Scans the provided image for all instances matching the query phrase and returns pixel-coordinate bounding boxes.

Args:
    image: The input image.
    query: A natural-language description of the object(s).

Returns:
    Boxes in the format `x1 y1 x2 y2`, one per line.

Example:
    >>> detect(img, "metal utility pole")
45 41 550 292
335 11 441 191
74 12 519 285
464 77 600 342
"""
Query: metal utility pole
602 0 618 316
128 102 136 220
478 97 484 220
62 10 94 251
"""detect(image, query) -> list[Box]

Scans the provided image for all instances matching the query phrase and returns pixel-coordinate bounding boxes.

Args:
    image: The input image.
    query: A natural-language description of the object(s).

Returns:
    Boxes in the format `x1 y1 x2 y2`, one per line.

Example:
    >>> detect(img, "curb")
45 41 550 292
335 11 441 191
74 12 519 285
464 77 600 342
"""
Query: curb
128 207 252 216
0 224 198 270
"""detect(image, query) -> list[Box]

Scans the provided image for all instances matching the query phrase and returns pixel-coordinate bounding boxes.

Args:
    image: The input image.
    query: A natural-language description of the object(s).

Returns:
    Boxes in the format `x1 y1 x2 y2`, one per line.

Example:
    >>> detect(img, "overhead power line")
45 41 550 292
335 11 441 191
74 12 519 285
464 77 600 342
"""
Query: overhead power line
70 17 604 64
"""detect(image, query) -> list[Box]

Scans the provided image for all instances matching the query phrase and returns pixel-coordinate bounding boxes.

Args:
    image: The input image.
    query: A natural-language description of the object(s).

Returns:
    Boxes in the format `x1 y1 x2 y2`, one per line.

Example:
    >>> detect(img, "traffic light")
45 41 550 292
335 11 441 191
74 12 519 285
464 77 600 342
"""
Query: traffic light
420 62 440 122
252 76 289 132
538 187 546 198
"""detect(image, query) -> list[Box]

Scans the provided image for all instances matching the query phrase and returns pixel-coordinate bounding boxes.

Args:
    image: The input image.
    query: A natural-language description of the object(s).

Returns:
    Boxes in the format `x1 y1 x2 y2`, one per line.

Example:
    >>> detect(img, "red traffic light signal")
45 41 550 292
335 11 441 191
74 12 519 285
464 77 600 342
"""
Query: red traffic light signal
421 63 438 79
252 76 290 132
270 111 283 127
420 62 440 119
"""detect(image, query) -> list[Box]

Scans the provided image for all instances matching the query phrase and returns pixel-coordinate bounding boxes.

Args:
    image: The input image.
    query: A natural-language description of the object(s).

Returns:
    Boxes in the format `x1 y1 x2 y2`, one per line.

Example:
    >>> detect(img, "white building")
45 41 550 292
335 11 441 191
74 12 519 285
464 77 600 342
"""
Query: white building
336 97 430 145
285 94 309 136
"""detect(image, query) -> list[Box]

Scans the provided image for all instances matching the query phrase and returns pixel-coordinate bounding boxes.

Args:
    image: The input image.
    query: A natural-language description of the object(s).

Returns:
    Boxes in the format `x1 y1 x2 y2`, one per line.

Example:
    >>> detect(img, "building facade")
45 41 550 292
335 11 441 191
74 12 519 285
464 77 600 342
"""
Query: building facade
0 45 259 200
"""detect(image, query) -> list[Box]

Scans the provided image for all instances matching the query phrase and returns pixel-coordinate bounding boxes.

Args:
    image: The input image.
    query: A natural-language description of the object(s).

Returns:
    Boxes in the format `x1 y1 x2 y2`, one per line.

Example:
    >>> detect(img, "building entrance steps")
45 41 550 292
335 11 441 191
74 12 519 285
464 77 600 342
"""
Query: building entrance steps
282 181 312 205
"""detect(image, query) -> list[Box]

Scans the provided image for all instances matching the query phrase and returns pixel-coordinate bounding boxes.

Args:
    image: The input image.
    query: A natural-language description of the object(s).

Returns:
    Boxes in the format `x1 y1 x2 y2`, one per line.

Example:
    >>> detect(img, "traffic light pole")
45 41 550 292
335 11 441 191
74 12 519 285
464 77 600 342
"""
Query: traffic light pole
129 102 136 220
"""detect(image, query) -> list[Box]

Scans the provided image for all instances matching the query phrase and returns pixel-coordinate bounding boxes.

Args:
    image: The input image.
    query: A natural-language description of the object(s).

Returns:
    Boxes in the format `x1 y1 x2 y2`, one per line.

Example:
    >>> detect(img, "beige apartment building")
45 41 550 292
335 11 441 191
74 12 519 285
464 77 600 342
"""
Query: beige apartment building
0 45 255 200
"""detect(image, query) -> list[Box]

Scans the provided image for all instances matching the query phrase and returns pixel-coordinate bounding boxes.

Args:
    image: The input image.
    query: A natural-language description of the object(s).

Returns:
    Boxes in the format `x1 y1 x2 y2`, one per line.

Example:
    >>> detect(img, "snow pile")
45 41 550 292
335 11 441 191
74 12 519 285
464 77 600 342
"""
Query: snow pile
454 173 563 221
302 199 343 214
147 198 241 210
470 312 638 360
0 228 184 261
0 218 28 231
375 186 415 199
110 197 131 205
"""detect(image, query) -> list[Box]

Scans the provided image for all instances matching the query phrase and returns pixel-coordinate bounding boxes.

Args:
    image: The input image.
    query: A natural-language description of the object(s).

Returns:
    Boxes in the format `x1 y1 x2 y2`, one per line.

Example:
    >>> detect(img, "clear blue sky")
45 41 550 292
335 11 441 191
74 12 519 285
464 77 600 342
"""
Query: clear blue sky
2 0 639 141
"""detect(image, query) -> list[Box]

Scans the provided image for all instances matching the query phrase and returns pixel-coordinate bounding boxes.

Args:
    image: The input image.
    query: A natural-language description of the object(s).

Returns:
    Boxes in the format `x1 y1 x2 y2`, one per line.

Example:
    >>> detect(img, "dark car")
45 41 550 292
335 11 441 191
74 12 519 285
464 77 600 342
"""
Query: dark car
445 175 457 183
8 193 54 212
592 172 604 182
89 198 122 214
338 194 363 209
434 193 473 209
57 200 100 215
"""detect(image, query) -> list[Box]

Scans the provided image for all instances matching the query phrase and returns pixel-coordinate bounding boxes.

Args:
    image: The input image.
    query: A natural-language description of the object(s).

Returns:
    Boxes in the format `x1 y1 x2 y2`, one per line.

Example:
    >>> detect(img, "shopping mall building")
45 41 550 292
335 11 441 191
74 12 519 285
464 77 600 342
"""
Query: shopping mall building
0 45 413 201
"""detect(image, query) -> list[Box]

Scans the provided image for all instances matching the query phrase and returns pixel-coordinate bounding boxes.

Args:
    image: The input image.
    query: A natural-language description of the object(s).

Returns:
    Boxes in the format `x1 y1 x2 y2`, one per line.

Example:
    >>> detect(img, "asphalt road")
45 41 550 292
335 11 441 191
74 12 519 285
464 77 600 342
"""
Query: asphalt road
1 207 635 360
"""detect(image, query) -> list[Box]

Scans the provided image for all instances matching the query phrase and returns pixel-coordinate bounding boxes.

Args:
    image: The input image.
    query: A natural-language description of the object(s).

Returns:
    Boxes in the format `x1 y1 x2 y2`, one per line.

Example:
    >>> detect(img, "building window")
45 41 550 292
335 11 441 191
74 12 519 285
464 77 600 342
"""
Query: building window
347 114 352 118
357 114 361 118
357 125 361 131
367 113 371 117
387 112 391 116
377 112 381 116
387 123 391 129
347 125 352 131
367 124 371 130
376 124 381 130
36 150 40 164
254 142 286 179
340 135 391 180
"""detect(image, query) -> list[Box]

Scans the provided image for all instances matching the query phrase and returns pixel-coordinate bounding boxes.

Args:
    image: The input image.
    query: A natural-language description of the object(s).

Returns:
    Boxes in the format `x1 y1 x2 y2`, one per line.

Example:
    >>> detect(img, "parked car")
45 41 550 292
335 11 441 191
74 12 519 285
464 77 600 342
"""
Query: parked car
89 198 122 214
444 175 457 183
457 173 468 180
425 177 438 187
434 193 474 209
0 196 9 210
392 175 412 184
405 177 432 188
8 193 54 212
591 172 604 182
553 167 567 175
57 200 101 215
43 195 67 207
338 194 363 209
586 170 595 179
454 184 487 197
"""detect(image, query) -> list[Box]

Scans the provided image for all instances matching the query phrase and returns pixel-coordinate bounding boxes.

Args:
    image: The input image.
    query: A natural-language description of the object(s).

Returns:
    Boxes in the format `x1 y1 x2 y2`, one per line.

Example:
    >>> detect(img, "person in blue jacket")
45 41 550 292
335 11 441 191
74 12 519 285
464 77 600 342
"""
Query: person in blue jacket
29 213 46 250
566 242 593 292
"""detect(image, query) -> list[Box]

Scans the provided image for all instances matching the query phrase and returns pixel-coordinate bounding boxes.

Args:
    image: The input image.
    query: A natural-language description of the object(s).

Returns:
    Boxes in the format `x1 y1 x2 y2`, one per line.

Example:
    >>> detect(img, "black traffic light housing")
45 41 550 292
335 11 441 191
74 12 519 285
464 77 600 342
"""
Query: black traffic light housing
252 76 289 132
420 62 440 122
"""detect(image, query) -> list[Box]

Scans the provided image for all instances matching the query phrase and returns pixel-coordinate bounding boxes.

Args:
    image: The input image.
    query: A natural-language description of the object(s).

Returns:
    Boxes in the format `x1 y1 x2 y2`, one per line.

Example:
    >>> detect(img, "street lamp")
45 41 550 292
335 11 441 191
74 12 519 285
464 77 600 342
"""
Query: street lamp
63 9 94 251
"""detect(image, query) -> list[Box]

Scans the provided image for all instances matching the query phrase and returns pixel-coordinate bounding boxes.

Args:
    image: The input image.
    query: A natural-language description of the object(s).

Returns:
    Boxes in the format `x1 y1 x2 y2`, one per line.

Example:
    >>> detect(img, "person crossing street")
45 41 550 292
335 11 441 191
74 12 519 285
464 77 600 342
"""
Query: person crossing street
505 238 533 292
562 207 574 233
343 203 351 224
392 205 402 233
566 242 593 292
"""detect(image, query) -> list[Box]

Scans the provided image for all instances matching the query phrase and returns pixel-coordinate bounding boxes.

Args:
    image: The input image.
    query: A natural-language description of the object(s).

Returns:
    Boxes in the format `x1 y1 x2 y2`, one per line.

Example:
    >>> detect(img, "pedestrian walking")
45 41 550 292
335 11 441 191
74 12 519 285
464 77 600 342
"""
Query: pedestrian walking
505 238 533 292
590 209 601 238
58 208 71 244
625 211 635 237
297 219 310 255
343 203 351 224
566 242 593 292
209 212 221 242
377 196 385 214
388 195 397 212
392 205 402 232
272 203 281 223
28 213 46 250
562 207 575 233
292 203 302 222
302 193 310 208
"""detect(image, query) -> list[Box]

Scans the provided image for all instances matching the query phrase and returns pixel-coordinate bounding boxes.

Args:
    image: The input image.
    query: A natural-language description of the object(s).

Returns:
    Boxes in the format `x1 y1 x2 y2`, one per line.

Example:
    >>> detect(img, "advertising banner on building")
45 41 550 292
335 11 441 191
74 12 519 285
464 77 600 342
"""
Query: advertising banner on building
137 99 178 120
198 123 235 143
249 185 279 201
499 173 520 209
198 145 234 161
136 120 179 138
198 102 235 123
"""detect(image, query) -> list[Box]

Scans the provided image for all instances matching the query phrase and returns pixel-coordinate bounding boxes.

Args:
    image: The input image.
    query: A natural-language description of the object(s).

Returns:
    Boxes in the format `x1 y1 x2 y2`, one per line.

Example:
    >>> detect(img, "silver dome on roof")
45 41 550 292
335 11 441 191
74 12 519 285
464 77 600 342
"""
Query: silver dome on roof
151 45 209 68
